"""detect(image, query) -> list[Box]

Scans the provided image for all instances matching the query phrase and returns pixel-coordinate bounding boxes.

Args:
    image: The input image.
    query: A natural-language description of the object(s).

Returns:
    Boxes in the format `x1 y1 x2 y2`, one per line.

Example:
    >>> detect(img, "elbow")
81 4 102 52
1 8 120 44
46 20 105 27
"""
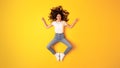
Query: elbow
46 27 49 29
46 25 52 29
69 26 73 28
67 25 72 28
43 25 48 29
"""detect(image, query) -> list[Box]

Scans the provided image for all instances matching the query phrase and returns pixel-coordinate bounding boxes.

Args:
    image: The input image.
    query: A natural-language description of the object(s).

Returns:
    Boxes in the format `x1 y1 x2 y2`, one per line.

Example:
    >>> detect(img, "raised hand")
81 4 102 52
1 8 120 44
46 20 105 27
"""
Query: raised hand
41 17 45 22
74 18 79 23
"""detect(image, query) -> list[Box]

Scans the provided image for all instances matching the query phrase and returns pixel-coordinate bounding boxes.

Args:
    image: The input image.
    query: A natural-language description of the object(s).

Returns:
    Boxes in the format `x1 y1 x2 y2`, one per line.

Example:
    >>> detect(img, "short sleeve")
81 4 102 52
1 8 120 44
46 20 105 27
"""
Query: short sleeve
63 21 67 26
51 21 55 25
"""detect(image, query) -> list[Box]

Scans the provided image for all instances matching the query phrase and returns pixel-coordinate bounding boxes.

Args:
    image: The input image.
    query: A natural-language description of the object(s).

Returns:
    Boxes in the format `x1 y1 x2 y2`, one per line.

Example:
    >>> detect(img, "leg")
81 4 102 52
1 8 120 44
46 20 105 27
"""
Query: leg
60 38 72 55
47 38 58 54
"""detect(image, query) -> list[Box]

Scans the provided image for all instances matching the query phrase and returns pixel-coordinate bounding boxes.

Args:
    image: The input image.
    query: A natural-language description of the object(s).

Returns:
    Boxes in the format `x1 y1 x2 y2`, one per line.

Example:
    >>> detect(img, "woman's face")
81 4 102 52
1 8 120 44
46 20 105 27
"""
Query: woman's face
56 14 62 21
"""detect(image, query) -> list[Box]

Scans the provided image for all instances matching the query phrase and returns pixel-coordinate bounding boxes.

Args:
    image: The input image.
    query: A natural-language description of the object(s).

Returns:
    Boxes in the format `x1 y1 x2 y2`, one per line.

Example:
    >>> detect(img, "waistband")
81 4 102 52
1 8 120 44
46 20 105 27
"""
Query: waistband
55 33 64 35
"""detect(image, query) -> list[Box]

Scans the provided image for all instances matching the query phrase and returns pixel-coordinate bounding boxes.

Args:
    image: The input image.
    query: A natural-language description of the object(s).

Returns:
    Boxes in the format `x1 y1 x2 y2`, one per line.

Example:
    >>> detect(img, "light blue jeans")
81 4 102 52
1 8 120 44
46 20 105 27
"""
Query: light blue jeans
47 33 72 55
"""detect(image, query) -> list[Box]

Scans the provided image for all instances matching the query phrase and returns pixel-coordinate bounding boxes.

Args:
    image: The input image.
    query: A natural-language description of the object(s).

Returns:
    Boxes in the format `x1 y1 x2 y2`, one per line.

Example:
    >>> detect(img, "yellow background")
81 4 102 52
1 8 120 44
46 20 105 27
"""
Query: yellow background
0 0 120 68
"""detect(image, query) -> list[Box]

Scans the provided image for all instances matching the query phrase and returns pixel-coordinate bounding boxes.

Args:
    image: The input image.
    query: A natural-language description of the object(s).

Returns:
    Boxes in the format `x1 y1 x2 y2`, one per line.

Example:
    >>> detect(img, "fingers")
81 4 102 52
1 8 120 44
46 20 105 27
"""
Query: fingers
41 17 45 21
75 18 79 21
74 18 79 23
41 17 44 20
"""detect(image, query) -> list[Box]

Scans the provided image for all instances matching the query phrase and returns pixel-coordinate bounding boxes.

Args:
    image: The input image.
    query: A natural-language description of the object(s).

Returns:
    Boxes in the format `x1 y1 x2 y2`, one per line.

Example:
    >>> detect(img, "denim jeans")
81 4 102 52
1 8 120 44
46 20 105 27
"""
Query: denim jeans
47 33 72 55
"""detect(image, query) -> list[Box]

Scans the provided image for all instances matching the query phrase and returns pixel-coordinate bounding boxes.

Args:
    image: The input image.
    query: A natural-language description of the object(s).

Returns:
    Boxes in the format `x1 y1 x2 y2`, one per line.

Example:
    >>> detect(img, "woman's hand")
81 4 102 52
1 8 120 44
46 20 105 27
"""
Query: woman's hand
41 17 45 22
74 18 79 23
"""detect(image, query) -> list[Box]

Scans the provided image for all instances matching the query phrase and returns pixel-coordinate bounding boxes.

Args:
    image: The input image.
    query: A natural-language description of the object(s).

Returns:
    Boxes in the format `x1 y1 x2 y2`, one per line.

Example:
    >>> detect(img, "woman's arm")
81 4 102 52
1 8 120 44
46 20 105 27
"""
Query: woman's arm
41 17 53 29
66 18 79 28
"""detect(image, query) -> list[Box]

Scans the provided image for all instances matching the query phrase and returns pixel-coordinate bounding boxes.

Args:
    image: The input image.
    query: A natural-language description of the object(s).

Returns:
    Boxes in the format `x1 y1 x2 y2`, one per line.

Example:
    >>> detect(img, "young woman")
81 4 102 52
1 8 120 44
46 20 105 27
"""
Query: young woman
41 6 78 61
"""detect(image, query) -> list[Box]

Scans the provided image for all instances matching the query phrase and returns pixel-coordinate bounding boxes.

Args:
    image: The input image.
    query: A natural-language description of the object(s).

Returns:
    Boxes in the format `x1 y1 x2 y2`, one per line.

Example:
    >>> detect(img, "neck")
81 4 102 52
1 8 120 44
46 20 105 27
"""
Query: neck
56 20 62 22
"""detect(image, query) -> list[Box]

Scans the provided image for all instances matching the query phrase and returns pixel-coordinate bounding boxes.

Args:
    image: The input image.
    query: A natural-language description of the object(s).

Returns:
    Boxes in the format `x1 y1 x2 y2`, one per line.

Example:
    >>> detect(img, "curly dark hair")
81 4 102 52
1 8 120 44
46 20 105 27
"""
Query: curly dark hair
48 6 69 22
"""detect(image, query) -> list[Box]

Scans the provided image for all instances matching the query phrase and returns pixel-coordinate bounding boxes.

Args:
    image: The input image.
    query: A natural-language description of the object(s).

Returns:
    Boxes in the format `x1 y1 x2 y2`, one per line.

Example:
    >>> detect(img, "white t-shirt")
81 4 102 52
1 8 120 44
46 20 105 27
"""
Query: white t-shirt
52 21 67 33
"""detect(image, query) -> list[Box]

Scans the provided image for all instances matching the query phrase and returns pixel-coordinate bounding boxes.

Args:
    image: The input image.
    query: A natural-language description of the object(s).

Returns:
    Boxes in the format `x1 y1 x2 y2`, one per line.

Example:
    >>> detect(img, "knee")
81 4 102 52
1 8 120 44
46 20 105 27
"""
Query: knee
68 45 72 49
46 45 51 49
